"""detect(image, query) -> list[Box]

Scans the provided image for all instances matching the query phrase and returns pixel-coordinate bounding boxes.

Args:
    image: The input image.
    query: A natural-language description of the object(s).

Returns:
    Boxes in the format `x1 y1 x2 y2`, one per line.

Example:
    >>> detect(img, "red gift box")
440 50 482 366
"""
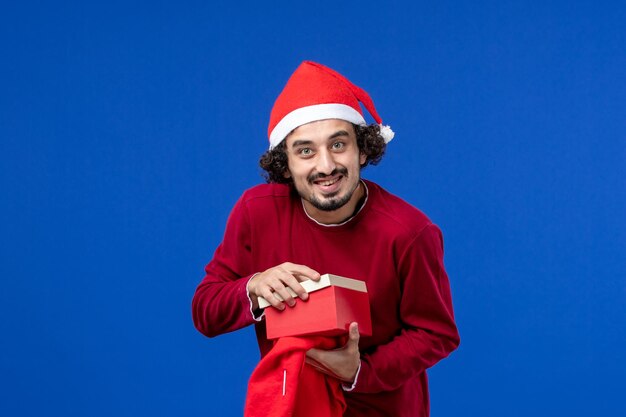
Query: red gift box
259 274 372 340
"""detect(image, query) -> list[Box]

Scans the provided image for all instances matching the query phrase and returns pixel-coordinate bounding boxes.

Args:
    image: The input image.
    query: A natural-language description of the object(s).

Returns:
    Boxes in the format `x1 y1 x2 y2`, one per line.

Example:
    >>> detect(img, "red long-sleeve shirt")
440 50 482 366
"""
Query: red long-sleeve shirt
192 180 460 417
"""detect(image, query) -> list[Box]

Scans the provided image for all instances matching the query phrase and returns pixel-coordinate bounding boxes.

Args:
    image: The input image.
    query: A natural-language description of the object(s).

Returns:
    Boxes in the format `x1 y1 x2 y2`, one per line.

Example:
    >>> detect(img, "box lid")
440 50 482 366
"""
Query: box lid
258 273 367 309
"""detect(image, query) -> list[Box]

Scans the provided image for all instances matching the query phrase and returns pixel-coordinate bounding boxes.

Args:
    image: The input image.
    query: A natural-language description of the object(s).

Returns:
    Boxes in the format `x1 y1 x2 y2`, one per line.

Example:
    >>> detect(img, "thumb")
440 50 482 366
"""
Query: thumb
348 322 360 346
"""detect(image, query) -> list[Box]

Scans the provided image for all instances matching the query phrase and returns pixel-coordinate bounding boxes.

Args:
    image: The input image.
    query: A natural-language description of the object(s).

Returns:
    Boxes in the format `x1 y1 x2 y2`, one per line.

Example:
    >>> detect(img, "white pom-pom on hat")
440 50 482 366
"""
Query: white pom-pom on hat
379 124 394 143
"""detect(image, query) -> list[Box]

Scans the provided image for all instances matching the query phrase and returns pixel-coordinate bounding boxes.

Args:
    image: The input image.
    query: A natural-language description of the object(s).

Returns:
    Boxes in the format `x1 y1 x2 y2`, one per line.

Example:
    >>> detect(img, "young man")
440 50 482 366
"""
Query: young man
192 61 460 416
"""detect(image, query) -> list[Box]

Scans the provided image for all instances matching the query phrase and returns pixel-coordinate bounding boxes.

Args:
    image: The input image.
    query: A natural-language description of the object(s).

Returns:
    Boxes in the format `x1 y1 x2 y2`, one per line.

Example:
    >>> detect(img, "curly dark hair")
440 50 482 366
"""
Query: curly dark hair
259 123 387 184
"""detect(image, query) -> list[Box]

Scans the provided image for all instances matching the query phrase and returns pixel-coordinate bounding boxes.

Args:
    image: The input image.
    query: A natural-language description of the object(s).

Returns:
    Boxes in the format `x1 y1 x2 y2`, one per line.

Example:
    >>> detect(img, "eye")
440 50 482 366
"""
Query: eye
331 141 345 150
298 148 313 156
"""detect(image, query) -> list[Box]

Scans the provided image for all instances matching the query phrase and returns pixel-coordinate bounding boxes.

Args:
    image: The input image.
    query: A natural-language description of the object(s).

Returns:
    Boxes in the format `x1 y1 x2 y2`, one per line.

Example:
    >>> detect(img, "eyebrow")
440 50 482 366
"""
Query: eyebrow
290 130 351 149
290 139 314 148
329 130 350 139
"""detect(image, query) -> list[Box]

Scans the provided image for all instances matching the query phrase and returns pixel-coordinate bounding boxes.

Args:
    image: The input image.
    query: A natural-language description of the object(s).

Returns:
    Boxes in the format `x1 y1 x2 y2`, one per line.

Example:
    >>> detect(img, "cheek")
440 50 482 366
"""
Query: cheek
287 160 313 179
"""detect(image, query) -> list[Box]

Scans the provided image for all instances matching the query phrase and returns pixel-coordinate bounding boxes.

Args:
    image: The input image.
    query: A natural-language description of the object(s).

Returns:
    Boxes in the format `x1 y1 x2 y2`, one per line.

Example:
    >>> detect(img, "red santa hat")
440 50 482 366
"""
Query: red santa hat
267 61 394 150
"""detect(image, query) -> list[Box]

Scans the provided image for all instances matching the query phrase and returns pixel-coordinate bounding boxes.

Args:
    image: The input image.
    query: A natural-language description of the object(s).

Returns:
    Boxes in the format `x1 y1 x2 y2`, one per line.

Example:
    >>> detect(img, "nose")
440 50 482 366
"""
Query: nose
316 149 336 175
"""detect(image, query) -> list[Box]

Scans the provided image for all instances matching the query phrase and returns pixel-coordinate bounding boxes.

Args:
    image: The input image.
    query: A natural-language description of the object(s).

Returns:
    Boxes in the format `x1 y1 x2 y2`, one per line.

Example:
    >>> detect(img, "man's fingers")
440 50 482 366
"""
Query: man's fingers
272 284 300 308
304 353 349 382
305 340 359 382
283 263 321 282
305 349 339 378
280 262 320 301
279 272 308 301
305 347 321 363
249 263 320 310
259 286 286 310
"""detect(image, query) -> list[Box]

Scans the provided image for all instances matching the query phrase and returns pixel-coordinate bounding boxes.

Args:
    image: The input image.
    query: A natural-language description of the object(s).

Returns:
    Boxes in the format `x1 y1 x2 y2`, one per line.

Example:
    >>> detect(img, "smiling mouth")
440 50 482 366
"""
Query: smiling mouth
310 175 344 197
309 168 348 186
315 177 341 187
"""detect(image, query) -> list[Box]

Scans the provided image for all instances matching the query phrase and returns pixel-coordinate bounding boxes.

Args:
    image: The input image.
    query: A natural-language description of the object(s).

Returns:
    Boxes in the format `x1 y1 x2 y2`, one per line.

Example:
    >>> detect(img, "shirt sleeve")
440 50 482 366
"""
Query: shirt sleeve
192 194 260 337
352 224 460 393
342 361 361 391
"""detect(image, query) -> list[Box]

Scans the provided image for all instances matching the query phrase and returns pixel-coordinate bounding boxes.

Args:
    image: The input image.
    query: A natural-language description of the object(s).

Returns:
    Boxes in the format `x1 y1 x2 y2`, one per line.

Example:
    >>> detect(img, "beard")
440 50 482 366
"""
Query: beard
308 189 355 211
301 168 361 212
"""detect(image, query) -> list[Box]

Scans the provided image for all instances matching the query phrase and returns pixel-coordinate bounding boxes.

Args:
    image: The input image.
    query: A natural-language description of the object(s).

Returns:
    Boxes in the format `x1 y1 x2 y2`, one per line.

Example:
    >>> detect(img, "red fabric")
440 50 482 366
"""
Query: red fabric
267 61 384 139
192 180 460 417
244 337 346 417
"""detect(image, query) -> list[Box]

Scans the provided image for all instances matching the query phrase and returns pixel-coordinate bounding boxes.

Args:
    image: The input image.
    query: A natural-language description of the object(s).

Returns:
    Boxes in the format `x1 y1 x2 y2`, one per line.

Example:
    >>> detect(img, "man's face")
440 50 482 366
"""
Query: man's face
283 119 366 222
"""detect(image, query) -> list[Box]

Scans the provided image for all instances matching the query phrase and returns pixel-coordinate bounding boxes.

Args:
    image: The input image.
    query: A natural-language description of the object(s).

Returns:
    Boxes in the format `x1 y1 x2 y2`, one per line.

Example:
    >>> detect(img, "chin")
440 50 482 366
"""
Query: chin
310 193 351 212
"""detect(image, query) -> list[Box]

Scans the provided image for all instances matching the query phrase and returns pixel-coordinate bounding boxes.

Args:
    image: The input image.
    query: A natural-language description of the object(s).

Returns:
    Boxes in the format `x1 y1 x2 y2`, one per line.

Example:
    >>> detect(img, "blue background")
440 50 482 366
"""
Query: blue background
1 1 624 416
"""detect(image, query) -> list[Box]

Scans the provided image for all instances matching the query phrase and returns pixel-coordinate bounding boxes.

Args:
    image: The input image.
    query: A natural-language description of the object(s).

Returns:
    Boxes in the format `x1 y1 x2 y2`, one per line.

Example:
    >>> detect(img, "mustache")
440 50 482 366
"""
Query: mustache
307 168 348 183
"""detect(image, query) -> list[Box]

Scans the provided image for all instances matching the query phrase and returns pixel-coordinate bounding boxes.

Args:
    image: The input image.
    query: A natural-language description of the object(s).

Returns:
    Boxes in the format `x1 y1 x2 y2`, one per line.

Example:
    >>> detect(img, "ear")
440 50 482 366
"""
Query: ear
359 152 367 166
283 169 291 179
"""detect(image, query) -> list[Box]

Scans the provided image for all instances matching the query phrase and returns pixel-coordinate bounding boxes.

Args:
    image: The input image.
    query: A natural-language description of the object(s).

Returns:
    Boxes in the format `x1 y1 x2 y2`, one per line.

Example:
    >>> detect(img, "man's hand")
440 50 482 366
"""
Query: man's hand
247 262 320 310
305 322 361 383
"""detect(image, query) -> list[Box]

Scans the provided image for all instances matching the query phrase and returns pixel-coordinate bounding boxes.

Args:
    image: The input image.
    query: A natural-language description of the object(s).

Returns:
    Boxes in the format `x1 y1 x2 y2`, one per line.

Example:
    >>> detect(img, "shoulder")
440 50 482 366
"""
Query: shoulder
364 180 437 240
224 183 293 228
233 183 295 220
239 183 292 204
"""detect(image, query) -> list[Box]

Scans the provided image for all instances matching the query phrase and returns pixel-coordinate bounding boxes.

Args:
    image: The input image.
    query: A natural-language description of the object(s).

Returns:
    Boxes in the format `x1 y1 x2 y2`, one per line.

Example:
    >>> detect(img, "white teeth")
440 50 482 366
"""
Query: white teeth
318 178 339 186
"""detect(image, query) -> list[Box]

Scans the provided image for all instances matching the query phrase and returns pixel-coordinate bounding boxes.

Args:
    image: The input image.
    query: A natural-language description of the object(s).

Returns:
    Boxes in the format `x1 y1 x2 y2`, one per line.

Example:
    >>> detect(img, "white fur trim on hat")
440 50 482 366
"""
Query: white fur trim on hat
269 103 366 149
